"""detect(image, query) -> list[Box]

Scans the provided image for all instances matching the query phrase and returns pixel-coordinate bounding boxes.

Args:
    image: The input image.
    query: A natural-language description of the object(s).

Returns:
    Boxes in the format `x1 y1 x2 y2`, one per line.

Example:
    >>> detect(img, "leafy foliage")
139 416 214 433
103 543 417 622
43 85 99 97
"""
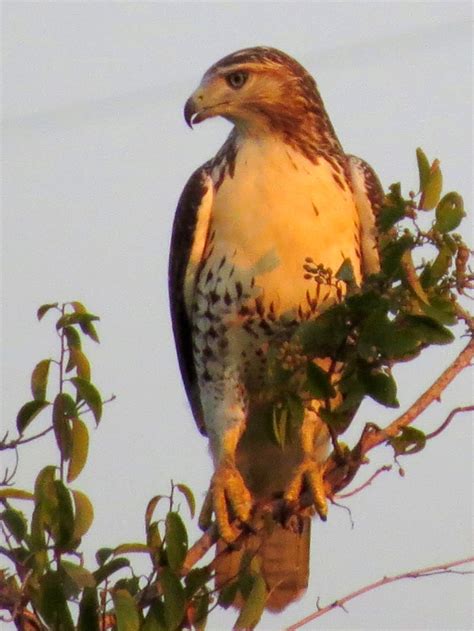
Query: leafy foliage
266 148 471 450
0 151 472 629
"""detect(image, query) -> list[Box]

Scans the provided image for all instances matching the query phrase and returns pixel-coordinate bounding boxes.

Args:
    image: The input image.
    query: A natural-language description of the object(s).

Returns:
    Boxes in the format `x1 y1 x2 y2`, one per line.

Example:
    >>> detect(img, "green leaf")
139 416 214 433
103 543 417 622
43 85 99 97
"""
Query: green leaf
114 543 151 555
64 325 82 350
218 581 240 609
434 192 465 233
16 400 50 433
67 348 91 380
95 547 114 566
61 561 96 588
72 489 94 539
306 362 335 399
175 483 196 519
420 295 457 326
285 392 305 434
357 308 389 360
234 573 267 630
296 304 349 356
416 147 431 193
420 161 442 210
93 557 130 585
31 359 52 401
335 258 356 285
185 567 211 598
165 512 188 572
52 480 75 547
320 408 353 435
78 587 100 631
30 505 47 556
52 393 74 460
71 301 87 313
114 576 141 596
272 404 288 449
70 377 102 424
70 302 101 343
81 319 100 343
403 314 454 345
0 488 34 501
147 522 162 551
160 567 186 631
1 508 28 542
37 302 58 321
356 309 429 360
143 601 168 631
145 495 166 528
67 418 89 482
401 250 429 304
361 368 399 408
421 243 453 287
379 183 406 231
112 588 140 631
390 426 426 456
56 312 100 331
34 465 57 505
37 571 75 630
381 235 413 277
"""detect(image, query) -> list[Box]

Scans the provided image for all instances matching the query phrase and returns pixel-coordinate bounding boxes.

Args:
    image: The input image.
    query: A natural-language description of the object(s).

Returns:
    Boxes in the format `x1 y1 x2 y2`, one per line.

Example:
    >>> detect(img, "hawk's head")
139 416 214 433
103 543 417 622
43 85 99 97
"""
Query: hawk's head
184 46 338 146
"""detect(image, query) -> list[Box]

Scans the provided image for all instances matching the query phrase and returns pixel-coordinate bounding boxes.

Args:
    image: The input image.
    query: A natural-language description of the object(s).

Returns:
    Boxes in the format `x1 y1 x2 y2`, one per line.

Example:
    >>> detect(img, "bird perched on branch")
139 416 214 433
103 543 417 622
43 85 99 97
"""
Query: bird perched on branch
169 46 382 611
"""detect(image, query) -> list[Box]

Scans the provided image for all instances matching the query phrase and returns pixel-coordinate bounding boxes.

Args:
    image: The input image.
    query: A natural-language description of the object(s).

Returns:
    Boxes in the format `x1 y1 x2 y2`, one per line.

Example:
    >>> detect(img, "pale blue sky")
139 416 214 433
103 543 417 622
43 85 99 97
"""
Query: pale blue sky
2 2 473 629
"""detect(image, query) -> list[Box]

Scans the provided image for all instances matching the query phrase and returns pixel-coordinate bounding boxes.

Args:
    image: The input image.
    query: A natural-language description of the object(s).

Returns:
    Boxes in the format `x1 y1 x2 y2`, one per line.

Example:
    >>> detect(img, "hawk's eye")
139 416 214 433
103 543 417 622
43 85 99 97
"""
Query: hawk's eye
225 71 248 90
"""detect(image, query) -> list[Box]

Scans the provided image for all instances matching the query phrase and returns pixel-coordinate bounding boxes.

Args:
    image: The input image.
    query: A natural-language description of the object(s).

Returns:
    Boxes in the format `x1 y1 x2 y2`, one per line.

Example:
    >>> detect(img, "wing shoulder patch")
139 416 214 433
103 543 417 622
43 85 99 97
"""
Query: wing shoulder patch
348 154 384 276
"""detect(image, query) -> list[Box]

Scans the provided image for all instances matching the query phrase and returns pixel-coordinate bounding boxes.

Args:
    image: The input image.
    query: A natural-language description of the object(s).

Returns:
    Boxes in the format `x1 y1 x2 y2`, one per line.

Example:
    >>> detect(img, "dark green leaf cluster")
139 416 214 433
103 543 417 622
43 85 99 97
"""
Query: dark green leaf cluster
266 149 471 455
1 302 221 631
1 302 101 629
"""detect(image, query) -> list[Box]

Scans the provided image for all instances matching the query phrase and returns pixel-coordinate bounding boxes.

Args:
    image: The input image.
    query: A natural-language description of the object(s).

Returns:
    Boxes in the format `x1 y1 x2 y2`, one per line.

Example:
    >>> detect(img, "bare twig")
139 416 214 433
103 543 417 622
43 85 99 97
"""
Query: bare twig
335 465 392 499
425 405 474 440
0 426 54 452
360 337 474 454
0 449 19 485
454 303 474 332
286 556 474 630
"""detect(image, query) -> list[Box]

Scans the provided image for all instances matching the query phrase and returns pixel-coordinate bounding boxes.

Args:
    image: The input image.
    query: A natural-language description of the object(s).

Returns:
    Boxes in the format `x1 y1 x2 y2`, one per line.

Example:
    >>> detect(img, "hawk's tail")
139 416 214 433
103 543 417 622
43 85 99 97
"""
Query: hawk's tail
214 515 311 612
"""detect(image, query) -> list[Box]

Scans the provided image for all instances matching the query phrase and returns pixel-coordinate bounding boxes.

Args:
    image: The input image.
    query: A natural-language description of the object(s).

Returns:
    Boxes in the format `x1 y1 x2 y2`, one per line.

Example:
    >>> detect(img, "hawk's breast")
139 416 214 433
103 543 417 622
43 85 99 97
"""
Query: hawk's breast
206 138 362 319
188 138 362 396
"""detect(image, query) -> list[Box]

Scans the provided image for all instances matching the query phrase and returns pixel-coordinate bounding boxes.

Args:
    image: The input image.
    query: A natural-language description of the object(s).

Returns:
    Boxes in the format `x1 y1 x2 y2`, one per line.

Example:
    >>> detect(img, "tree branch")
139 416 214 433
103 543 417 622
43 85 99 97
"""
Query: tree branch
170 339 474 585
360 337 474 454
425 405 474 440
324 336 474 496
182 524 218 575
0 426 54 452
286 556 474 630
335 465 392 500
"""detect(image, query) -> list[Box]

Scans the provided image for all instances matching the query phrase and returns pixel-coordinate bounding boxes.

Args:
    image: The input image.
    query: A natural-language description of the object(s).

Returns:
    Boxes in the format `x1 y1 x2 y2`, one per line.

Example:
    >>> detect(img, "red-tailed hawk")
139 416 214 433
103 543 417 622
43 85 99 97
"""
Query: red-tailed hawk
169 46 382 611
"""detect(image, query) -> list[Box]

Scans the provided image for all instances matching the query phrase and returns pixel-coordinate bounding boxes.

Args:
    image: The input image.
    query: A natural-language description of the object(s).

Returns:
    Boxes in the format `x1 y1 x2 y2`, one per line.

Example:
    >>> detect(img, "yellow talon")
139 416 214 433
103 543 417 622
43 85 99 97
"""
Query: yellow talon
285 457 328 520
209 458 253 542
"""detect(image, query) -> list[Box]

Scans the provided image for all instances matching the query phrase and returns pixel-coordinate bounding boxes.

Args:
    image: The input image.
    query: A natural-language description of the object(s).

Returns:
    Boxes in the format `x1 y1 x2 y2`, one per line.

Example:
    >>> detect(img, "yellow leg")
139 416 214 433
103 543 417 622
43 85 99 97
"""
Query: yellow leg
205 420 253 542
284 411 329 519
211 456 252 542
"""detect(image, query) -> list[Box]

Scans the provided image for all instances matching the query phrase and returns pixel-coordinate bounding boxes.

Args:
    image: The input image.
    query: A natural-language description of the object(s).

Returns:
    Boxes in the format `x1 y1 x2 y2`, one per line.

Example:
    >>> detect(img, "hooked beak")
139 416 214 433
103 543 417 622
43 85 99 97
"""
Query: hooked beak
184 96 198 128
184 95 216 128
184 91 229 128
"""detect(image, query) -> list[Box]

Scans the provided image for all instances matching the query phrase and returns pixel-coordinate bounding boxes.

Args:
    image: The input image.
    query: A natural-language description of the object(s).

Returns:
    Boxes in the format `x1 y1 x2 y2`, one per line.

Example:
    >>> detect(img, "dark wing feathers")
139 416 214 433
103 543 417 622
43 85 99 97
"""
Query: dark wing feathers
348 155 384 276
168 163 212 435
